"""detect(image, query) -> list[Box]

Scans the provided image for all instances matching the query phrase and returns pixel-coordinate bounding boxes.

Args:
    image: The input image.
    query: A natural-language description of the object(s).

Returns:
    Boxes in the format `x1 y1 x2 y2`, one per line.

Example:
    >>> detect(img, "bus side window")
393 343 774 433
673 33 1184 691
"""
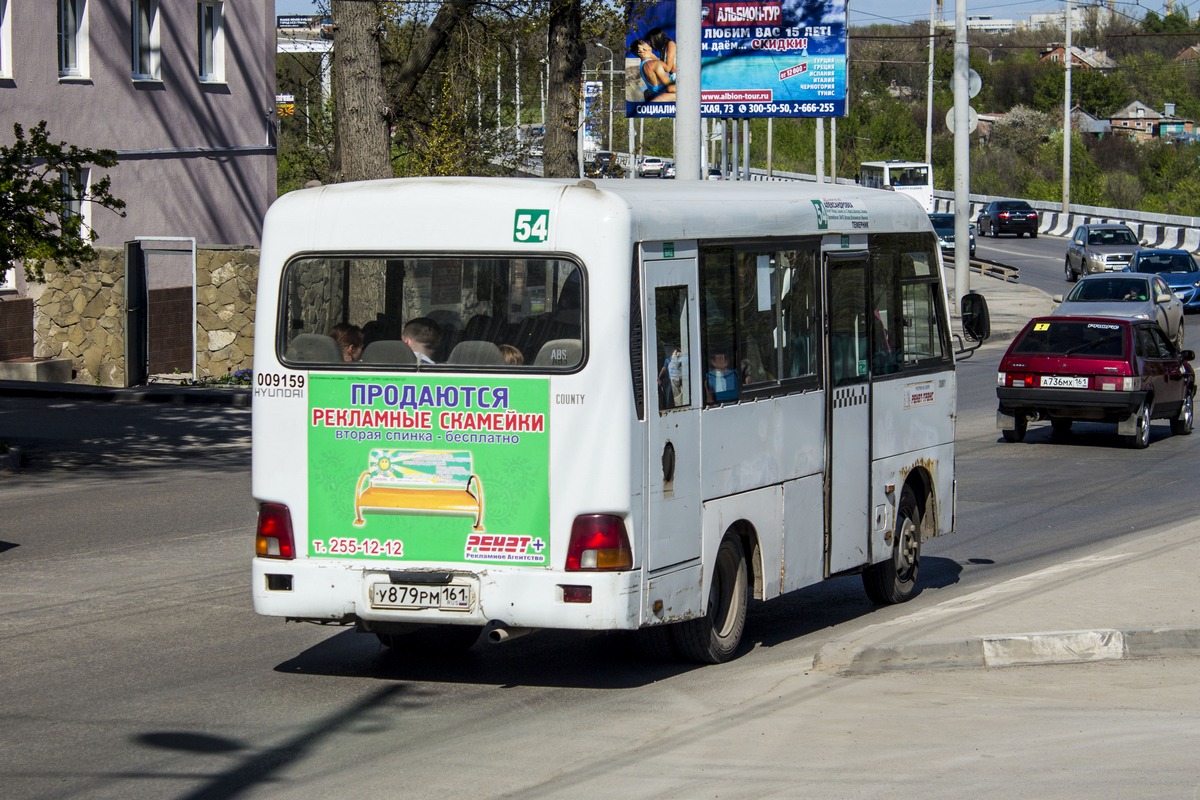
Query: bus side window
654 285 692 410
700 247 738 405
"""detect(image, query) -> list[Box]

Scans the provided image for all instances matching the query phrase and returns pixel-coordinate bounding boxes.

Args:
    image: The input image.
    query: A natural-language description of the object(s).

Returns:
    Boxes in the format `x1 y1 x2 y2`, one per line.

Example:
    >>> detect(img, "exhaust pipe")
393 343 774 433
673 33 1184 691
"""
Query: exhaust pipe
486 623 534 644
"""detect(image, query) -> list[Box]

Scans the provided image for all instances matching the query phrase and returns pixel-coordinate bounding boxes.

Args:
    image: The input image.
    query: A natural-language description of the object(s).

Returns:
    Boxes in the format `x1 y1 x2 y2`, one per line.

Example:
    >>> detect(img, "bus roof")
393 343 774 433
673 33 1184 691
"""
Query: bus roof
860 160 929 168
262 177 934 258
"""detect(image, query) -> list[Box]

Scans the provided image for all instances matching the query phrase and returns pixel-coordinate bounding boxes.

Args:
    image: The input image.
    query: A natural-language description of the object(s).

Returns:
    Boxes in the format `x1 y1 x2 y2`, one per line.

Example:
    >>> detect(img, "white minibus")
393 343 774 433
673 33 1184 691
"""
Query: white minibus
251 177 987 663
860 160 934 213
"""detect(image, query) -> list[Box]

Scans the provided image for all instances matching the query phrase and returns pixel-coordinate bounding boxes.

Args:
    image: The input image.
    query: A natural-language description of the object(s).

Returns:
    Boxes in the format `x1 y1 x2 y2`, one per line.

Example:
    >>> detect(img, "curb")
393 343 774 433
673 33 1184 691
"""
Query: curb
814 626 1200 675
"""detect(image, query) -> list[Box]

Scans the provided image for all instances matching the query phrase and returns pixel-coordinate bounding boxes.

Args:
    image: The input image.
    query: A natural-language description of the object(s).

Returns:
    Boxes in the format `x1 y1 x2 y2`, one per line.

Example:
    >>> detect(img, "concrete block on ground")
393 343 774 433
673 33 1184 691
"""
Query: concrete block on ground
0 358 73 383
1123 627 1200 658
981 630 1124 668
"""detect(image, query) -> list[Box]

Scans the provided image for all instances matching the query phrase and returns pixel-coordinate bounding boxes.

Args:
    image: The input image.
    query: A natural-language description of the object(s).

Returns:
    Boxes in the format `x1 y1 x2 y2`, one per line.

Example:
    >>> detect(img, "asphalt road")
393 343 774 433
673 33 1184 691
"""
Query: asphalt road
2 315 1199 797
975 230 1083 297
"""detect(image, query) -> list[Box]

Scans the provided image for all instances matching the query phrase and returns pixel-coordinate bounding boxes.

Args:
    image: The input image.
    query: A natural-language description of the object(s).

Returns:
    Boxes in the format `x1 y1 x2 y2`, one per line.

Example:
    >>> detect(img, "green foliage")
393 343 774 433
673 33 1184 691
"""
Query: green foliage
0 122 126 281
1071 70 1130 117
1141 10 1194 34
401 82 502 176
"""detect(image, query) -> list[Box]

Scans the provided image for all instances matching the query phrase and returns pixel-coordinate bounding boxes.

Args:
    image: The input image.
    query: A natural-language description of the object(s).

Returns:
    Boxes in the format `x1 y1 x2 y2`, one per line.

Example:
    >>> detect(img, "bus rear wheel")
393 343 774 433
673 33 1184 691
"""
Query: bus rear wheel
673 533 749 664
863 486 921 605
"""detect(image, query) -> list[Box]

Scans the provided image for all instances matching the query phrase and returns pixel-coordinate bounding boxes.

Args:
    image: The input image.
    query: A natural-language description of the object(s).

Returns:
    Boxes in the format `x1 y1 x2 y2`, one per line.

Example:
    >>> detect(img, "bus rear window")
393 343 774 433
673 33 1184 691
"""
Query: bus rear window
280 256 583 370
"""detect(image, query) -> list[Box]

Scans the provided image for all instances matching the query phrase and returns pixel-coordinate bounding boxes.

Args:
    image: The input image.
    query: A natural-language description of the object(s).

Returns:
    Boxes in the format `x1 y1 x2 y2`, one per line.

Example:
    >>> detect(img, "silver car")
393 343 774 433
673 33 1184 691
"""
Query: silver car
1064 223 1140 281
1053 273 1185 349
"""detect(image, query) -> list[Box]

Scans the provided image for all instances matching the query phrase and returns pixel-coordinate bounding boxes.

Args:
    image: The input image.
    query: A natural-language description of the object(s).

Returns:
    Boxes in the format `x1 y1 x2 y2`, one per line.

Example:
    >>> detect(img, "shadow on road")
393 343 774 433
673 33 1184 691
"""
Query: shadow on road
271 558 964 687
0 397 250 475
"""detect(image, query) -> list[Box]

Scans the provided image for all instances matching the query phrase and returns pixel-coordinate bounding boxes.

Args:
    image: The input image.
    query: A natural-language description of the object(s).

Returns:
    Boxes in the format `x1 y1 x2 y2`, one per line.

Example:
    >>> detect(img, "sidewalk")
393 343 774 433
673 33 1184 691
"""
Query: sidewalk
815 520 1200 674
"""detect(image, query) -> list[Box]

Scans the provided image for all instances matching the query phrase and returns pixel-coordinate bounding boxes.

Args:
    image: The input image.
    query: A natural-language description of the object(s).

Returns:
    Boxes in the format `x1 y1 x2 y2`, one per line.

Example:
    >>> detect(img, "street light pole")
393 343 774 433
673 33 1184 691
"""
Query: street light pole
595 42 614 152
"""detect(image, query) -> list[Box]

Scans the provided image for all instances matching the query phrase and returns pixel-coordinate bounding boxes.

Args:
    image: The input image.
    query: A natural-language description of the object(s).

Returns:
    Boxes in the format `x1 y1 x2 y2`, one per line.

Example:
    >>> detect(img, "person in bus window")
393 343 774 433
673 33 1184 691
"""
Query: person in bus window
659 346 685 407
329 322 364 362
499 344 524 365
402 317 442 365
705 349 739 404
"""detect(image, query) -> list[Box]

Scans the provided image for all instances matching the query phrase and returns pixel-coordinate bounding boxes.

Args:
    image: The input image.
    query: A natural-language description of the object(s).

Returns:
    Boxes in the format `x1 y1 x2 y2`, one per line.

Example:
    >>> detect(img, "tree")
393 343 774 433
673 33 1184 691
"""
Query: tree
544 0 586 177
330 0 393 182
0 122 125 282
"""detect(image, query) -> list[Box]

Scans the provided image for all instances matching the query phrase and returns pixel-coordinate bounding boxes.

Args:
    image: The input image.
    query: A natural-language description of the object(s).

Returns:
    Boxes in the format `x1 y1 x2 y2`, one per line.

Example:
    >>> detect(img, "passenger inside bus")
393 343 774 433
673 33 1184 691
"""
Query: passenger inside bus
705 349 739 404
402 317 442 365
328 322 364 362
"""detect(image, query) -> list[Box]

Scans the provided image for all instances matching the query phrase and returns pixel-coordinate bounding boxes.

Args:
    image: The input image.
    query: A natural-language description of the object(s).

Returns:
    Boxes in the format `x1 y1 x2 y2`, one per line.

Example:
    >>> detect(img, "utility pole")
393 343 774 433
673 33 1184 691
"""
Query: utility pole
1062 0 1072 215
925 0 937 166
953 0 970 305
676 0 702 179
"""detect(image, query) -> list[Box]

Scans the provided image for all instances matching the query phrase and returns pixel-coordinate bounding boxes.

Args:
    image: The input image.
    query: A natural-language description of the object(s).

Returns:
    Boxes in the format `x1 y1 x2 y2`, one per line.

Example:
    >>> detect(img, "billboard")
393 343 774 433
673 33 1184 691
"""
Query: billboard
625 0 848 119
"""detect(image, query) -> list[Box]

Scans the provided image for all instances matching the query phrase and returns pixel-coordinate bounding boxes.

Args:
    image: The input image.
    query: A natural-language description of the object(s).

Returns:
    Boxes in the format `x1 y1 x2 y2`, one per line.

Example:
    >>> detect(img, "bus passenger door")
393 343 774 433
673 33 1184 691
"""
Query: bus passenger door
644 257 701 573
825 252 871 573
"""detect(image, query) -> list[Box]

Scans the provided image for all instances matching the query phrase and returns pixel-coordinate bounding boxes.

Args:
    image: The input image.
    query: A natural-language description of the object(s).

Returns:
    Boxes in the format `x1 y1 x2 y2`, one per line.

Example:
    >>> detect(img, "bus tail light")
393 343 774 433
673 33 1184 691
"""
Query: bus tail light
256 503 296 560
565 515 632 571
1001 372 1034 387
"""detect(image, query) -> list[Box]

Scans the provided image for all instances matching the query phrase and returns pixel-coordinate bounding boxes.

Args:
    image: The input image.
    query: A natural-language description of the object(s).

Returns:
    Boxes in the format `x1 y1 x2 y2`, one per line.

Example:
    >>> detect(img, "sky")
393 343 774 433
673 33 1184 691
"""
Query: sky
272 0 1158 31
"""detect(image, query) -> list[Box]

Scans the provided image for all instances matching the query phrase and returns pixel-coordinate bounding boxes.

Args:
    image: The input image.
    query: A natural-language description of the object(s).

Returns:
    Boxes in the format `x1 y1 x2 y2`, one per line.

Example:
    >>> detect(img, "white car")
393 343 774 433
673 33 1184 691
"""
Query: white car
638 156 665 177
1052 272 1186 350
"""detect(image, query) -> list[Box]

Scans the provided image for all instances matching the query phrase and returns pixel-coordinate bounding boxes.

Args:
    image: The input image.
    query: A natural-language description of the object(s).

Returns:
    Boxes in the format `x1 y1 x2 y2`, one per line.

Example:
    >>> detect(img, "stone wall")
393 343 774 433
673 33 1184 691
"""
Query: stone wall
32 248 126 385
196 247 257 380
31 246 258 387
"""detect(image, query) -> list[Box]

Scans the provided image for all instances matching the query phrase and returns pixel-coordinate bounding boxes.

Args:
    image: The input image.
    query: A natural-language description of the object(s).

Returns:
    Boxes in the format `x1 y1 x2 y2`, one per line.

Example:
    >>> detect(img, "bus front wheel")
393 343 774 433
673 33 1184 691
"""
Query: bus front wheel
863 487 921 605
673 533 749 664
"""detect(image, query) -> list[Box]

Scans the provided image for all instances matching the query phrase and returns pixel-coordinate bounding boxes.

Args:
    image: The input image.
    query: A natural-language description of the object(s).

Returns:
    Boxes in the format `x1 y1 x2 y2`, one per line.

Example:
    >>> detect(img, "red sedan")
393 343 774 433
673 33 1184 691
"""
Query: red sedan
997 315 1195 448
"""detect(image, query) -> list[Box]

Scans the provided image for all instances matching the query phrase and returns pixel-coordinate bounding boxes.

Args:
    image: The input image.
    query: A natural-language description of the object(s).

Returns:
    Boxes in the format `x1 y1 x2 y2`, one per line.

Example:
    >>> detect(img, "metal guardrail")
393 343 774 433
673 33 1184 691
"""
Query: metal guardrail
970 257 1020 283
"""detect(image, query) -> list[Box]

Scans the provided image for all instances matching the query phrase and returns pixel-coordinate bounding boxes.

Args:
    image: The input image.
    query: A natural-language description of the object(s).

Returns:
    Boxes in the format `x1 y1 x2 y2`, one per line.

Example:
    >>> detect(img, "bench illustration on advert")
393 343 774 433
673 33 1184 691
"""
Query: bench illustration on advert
353 449 485 531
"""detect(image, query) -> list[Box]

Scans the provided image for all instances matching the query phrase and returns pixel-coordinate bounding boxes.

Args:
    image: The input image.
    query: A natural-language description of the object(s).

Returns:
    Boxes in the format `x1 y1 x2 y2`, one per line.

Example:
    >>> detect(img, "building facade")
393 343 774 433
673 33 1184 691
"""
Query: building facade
1 1 276 251
1 1 276 384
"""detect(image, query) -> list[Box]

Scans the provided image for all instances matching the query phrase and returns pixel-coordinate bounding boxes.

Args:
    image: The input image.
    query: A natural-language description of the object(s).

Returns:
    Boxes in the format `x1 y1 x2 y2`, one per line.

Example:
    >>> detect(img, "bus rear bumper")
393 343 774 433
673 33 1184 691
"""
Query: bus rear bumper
251 557 644 631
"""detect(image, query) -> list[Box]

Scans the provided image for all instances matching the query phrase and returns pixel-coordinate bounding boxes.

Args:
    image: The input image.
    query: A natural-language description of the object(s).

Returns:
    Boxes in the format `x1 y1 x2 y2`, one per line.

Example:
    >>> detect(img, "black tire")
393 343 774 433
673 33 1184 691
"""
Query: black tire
1001 414 1027 443
672 533 749 664
1171 391 1194 436
1065 258 1077 282
1031 230 1039 239
376 624 483 654
1017 231 1025 238
1174 318 1185 352
1124 398 1152 449
863 486 921 605
1051 417 1073 436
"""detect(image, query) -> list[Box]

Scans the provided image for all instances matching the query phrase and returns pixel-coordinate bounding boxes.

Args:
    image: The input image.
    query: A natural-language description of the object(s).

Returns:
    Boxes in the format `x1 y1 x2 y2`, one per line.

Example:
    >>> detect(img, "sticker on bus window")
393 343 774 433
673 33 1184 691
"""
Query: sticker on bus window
514 209 550 243
306 375 551 566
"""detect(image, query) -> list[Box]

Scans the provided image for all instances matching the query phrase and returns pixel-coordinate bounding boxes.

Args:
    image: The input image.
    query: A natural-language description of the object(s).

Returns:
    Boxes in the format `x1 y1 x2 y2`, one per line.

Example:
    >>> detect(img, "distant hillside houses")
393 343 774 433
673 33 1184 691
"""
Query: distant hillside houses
1039 44 1118 72
1108 101 1195 142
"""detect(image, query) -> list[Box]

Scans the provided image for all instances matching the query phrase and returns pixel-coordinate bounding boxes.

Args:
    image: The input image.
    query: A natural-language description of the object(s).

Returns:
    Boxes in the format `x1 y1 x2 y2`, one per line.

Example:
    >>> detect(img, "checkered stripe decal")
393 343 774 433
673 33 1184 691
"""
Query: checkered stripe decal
833 385 868 408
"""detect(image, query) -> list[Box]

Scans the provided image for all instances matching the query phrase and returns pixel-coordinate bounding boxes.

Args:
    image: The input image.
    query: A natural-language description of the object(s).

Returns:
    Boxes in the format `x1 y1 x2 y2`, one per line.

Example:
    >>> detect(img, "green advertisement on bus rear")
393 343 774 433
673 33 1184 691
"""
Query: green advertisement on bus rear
306 375 550 566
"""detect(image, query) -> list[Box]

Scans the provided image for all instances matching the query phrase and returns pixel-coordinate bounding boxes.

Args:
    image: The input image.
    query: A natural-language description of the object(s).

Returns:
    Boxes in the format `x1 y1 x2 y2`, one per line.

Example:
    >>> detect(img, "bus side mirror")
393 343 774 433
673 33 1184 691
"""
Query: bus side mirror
961 291 990 342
